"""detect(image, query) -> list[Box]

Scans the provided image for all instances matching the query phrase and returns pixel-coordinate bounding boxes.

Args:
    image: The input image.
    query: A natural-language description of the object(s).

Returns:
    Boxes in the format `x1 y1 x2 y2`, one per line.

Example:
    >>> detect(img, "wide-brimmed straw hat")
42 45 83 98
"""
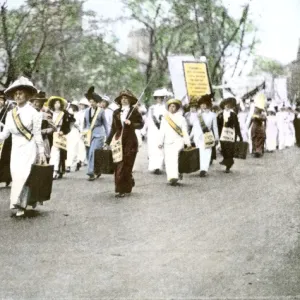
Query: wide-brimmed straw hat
4 76 37 99
114 89 138 106
47 96 68 110
220 97 237 109
166 98 182 109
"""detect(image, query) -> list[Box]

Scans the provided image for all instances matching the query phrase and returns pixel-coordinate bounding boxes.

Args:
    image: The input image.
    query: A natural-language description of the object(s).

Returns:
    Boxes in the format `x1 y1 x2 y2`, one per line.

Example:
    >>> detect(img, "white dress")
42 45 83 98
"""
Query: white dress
276 111 288 150
0 103 44 209
190 110 219 172
147 103 166 172
238 111 249 142
266 115 278 151
286 112 295 147
159 112 190 181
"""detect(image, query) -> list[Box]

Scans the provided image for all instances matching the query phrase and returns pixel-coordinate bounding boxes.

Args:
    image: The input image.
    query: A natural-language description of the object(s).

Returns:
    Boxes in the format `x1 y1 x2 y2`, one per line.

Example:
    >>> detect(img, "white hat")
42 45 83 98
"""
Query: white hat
79 98 90 107
101 95 111 102
71 100 79 107
5 76 37 98
153 88 169 97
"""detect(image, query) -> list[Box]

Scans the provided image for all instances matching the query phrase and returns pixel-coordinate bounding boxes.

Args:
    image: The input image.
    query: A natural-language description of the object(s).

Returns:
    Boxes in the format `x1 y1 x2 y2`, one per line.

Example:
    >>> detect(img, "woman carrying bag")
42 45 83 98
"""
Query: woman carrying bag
0 77 46 217
105 89 144 198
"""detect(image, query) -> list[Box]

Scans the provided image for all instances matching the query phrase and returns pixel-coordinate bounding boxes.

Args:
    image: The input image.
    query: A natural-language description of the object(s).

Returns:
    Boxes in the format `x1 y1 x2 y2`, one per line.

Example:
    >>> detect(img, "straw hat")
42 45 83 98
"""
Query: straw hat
4 76 37 99
114 89 138 106
47 96 68 110
153 88 169 98
166 98 182 109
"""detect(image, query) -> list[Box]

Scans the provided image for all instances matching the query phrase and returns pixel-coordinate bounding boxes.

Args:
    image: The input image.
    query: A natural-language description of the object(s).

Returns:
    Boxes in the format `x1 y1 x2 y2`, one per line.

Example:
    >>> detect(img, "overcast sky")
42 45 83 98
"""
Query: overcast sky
6 0 300 65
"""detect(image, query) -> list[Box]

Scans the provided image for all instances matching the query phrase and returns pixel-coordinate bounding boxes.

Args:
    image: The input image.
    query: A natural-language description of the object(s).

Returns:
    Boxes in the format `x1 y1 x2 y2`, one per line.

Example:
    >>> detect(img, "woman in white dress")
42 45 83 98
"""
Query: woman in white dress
0 77 46 217
286 106 296 147
158 99 191 186
265 107 278 152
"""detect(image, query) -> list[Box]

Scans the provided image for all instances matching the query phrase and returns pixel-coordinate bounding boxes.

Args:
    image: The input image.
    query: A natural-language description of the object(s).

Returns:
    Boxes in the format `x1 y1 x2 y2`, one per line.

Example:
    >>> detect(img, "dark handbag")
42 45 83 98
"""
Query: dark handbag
234 141 249 159
179 147 200 174
94 149 115 175
26 164 54 205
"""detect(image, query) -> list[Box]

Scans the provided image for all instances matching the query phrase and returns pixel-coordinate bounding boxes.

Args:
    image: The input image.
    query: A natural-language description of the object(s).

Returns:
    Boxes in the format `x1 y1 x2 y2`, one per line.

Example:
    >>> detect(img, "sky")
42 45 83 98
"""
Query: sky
5 0 300 65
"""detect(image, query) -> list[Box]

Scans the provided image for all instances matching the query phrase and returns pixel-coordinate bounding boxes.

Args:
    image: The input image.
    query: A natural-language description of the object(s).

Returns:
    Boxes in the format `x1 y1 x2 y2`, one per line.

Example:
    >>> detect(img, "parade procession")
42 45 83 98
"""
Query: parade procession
1 0 300 298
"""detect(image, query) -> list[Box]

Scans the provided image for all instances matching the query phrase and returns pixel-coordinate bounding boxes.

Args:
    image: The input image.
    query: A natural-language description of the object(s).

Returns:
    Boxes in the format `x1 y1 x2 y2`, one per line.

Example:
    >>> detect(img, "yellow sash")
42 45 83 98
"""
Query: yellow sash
54 111 64 126
0 141 3 159
12 108 32 141
164 114 183 137
83 107 102 147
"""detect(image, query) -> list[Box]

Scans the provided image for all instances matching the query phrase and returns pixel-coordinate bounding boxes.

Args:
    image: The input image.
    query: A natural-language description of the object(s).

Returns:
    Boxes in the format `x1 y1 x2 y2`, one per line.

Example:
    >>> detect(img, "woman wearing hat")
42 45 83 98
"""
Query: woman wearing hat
146 88 168 175
0 76 46 217
158 99 191 186
48 96 74 179
249 94 267 158
100 95 114 135
106 89 144 197
31 91 55 163
83 87 109 181
0 90 12 186
265 106 278 152
217 97 242 172
190 94 219 177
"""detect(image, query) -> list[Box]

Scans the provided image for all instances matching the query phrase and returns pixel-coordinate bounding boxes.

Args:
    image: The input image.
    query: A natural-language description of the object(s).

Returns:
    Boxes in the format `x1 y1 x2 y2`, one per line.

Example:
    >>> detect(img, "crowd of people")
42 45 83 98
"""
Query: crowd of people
0 76 299 217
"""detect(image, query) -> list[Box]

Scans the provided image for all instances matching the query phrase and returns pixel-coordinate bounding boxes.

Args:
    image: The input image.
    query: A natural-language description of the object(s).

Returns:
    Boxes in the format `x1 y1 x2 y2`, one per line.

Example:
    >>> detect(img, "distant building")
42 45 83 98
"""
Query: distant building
286 39 300 102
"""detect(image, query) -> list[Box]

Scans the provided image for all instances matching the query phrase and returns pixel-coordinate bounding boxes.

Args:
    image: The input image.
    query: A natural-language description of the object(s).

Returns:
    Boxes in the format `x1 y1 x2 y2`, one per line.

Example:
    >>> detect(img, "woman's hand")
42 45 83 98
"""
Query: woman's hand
124 120 131 125
38 153 47 165
58 131 64 136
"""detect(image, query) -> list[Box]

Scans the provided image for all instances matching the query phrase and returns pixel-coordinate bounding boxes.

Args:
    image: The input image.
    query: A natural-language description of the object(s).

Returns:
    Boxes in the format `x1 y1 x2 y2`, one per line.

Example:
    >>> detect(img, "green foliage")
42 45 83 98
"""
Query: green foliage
251 56 286 77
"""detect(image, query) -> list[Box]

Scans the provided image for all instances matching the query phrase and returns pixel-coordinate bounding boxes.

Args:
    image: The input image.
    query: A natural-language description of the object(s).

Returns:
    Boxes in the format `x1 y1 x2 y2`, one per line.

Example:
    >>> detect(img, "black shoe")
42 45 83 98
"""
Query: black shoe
88 175 96 181
96 173 101 178
75 162 81 171
199 171 207 177
225 168 231 173
154 169 161 175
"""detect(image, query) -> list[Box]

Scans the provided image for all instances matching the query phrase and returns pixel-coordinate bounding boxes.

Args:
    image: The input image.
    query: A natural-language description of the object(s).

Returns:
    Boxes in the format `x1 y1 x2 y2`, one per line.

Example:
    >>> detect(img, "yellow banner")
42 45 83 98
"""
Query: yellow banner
183 62 211 98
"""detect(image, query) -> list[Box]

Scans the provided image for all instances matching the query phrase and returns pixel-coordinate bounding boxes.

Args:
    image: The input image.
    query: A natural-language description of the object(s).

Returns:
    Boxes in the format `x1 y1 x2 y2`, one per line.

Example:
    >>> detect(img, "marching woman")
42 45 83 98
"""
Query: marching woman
147 89 167 174
48 96 74 179
249 94 267 158
158 99 191 186
265 106 278 152
286 105 296 148
294 106 300 147
0 77 46 217
106 89 144 197
190 95 219 178
218 97 243 173
0 91 12 186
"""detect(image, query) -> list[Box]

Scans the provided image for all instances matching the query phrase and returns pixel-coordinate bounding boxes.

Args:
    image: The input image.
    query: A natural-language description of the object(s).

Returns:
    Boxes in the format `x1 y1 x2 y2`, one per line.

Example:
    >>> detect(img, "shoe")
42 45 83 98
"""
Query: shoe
132 178 135 187
154 169 161 175
75 162 81 171
179 174 183 180
219 161 225 165
5 181 11 187
169 178 178 186
53 172 59 180
199 171 207 177
115 193 125 198
88 175 96 181
225 168 231 173
96 173 101 179
16 209 25 217
58 173 63 179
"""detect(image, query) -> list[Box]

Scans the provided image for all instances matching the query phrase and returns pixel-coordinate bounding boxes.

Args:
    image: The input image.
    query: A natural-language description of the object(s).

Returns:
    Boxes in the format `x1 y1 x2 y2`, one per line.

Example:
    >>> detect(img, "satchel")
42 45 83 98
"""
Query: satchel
198 114 215 149
82 130 92 147
53 132 67 150
111 131 123 163
179 147 200 174
220 127 235 142
26 164 54 205
234 141 248 159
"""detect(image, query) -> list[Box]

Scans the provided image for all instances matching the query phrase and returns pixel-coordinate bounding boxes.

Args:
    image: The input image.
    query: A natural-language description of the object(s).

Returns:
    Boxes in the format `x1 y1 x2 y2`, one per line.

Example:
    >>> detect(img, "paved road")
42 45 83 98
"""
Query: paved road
0 144 300 299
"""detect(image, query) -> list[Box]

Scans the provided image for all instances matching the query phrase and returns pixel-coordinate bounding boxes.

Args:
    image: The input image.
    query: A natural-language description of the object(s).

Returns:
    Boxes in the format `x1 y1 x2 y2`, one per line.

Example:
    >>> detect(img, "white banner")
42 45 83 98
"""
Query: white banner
167 55 195 105
274 77 288 105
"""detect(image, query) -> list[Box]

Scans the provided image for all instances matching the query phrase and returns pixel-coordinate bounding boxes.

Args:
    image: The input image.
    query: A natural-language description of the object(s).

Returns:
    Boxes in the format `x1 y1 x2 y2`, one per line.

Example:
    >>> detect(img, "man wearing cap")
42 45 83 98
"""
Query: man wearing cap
83 86 109 181
147 88 168 175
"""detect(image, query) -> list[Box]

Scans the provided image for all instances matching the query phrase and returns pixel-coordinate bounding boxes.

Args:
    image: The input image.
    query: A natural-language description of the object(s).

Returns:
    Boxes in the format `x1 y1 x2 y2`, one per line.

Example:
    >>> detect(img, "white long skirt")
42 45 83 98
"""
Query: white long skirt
66 127 80 169
164 140 184 181
10 137 37 209
49 145 60 171
285 123 295 147
148 128 164 172
195 138 211 172
266 126 278 151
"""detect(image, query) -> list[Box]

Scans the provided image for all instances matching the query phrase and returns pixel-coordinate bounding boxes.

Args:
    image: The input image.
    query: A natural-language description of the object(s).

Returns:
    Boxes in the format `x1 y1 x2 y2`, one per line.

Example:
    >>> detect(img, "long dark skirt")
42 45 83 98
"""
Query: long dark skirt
0 136 12 184
220 141 235 169
294 118 300 147
59 149 67 174
251 121 265 156
114 151 137 194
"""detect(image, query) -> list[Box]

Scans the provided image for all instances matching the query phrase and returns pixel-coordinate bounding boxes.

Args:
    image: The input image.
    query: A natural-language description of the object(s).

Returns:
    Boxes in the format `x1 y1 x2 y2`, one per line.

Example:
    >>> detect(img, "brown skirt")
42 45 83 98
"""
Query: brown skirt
251 122 265 156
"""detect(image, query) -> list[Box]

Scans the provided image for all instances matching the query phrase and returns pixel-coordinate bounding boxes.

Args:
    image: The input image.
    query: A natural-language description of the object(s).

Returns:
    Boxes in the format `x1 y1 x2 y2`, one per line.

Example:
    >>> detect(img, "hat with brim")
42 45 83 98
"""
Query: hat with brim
114 89 138 106
31 91 47 103
71 100 79 107
198 94 213 107
166 98 182 109
84 86 102 103
79 98 90 107
47 96 68 110
101 95 111 103
220 97 237 109
4 76 37 99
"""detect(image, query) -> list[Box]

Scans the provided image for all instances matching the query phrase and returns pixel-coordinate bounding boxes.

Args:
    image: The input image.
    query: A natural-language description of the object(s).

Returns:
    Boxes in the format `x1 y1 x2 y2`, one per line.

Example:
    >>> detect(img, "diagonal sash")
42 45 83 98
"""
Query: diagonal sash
54 111 65 127
83 108 102 147
90 107 101 131
12 108 32 141
164 114 183 137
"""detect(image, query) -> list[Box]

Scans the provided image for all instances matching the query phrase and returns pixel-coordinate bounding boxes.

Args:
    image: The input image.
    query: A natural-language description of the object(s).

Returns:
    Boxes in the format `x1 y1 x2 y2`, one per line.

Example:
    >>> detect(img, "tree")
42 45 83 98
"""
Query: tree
250 56 286 77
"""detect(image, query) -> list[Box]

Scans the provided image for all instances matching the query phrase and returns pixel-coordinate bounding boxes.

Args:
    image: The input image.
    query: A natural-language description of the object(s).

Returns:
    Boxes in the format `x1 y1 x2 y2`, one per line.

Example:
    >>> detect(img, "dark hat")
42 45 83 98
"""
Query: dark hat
220 97 237 109
0 90 6 101
84 86 102 103
114 89 138 106
31 91 47 103
198 94 213 107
